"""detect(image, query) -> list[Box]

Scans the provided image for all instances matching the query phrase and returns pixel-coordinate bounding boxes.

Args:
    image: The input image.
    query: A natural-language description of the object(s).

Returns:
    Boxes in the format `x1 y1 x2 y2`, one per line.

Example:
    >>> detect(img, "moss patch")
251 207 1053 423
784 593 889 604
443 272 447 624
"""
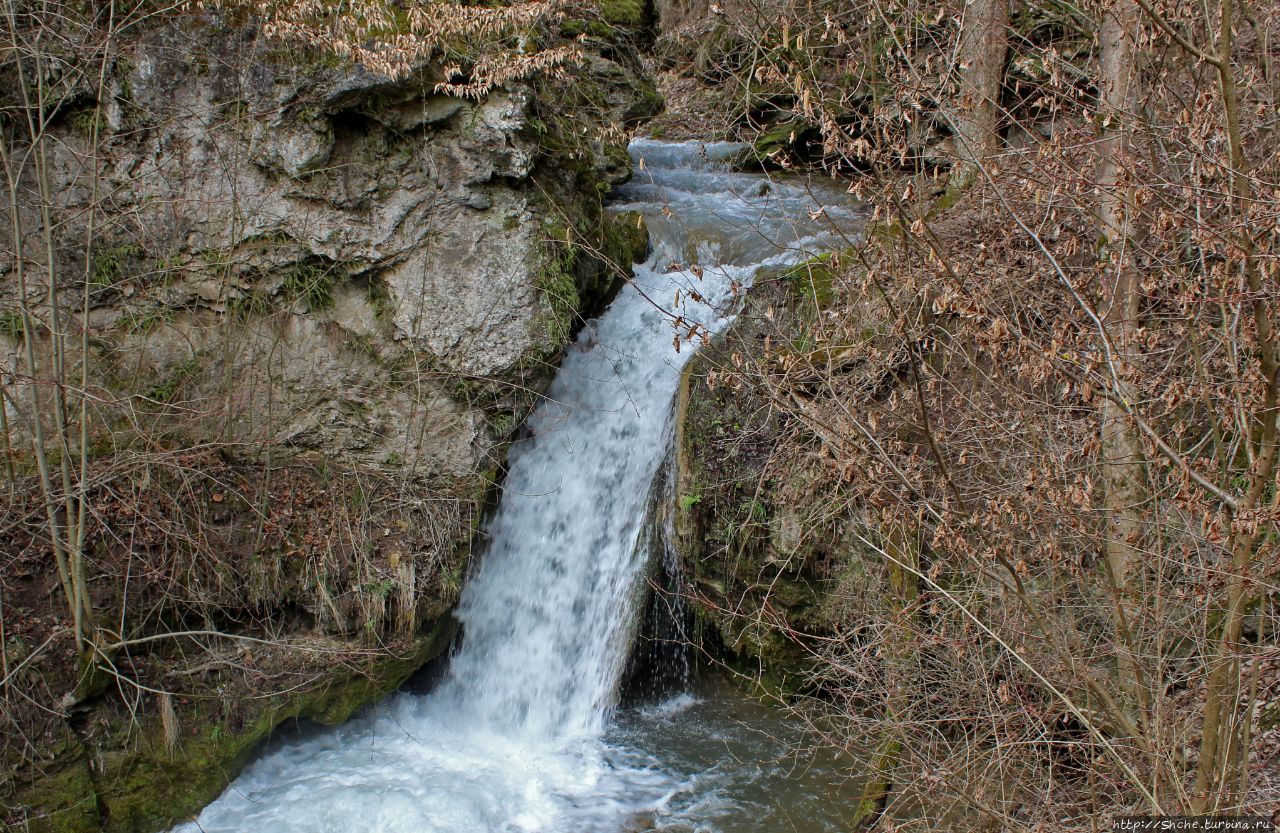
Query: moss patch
745 119 821 169
533 233 581 351
600 0 646 27
12 731 99 833
674 334 826 696
0 307 26 342
10 622 455 833
91 244 145 289
780 251 838 309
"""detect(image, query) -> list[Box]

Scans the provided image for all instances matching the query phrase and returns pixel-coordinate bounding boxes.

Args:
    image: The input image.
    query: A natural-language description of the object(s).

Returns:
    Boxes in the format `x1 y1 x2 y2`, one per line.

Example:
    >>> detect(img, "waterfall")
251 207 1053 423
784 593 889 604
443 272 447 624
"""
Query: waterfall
430 228 745 740
176 139 862 833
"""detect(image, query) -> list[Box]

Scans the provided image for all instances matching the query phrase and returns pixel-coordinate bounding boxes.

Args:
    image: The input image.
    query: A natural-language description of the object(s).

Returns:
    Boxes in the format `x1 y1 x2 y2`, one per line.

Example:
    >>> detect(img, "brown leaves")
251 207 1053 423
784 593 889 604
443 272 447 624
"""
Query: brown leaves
204 0 573 85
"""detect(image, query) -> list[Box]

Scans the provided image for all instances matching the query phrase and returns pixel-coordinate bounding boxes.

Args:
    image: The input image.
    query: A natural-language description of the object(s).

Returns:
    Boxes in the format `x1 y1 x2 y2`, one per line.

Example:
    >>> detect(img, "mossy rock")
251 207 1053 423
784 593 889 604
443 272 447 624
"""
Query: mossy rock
671 283 848 698
533 242 581 351
571 0 653 37
607 210 650 267
745 119 822 168
780 251 838 309
599 0 645 27
11 731 99 833
524 195 648 368
694 601 815 698
9 622 456 833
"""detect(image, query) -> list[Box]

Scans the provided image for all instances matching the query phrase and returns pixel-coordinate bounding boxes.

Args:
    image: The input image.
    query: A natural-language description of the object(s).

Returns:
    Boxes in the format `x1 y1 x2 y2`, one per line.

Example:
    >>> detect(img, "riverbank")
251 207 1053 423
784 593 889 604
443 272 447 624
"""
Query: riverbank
0 3 656 829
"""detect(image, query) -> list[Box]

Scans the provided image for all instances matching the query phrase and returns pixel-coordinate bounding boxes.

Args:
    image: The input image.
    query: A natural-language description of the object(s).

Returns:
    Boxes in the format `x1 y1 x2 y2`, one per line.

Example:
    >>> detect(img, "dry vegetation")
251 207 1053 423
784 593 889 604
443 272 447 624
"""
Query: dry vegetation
668 0 1280 826
3 0 1279 826
0 450 471 758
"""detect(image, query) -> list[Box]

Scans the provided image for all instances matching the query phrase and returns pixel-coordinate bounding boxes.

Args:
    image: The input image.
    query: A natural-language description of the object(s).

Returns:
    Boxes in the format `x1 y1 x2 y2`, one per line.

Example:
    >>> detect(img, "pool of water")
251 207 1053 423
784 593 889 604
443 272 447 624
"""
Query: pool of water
608 677 864 832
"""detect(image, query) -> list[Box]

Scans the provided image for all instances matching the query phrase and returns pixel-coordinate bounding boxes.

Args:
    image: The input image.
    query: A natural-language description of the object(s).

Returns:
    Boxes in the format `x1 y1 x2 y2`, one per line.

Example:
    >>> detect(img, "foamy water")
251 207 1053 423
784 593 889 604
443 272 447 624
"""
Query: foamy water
175 139 862 833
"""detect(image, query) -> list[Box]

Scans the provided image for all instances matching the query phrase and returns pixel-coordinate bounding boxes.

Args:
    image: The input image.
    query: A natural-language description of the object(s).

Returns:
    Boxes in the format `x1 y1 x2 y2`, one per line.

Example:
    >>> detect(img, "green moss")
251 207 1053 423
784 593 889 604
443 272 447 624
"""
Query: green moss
91 243 145 288
533 242 580 349
697 598 813 698
867 219 907 244
1262 699 1280 732
222 259 352 319
9 721 97 833
113 307 167 335
226 290 273 321
752 120 803 163
146 355 200 402
559 0 652 42
366 278 393 321
487 411 519 438
42 624 458 833
599 0 645 27
530 208 647 354
933 175 976 214
672 303 836 697
604 210 649 266
558 18 587 37
780 251 838 308
0 307 26 342
281 261 338 311
195 247 228 269
13 742 99 833
70 107 106 138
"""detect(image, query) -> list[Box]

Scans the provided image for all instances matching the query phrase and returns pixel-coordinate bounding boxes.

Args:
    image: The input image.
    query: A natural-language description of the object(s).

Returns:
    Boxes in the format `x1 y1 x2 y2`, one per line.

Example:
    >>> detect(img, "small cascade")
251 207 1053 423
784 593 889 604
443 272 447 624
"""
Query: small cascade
175 139 862 833
621 454 695 704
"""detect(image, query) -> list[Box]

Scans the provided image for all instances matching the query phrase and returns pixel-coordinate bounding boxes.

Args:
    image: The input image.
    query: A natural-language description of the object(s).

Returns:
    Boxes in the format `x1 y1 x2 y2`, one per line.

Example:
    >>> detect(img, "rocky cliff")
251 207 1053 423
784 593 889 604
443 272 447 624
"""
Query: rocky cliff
0 6 656 831
12 11 653 473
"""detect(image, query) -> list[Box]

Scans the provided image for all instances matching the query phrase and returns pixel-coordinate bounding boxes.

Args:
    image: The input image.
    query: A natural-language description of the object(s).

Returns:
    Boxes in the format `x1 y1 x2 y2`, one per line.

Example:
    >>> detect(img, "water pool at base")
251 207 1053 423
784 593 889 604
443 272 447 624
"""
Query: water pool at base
607 678 865 832
175 140 864 833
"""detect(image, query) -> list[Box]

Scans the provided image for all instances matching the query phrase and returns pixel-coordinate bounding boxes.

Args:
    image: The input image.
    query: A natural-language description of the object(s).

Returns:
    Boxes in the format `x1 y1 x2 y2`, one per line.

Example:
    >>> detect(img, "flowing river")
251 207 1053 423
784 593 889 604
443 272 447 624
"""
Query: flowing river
176 139 864 833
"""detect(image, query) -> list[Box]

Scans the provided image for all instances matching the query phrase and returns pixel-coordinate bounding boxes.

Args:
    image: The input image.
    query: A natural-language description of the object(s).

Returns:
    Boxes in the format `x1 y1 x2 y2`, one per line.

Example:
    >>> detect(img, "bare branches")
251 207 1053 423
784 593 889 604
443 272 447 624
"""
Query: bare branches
666 0 1280 822
193 0 578 88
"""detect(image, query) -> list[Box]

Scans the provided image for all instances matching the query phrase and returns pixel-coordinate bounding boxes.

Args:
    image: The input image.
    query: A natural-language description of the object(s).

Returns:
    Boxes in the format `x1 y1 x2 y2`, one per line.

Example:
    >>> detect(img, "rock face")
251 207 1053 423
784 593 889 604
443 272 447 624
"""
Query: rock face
671 259 898 692
6 20 651 474
672 281 836 692
1 11 657 833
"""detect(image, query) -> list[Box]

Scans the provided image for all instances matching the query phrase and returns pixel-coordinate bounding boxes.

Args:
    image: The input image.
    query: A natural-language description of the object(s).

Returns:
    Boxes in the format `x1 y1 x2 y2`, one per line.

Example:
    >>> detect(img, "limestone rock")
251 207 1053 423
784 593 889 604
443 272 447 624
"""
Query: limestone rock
2 19 654 477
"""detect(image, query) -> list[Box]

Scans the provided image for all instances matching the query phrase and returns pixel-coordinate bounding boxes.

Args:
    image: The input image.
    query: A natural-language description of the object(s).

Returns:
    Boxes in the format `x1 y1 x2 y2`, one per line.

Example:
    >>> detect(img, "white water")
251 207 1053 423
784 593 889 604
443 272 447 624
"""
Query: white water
176 139 861 833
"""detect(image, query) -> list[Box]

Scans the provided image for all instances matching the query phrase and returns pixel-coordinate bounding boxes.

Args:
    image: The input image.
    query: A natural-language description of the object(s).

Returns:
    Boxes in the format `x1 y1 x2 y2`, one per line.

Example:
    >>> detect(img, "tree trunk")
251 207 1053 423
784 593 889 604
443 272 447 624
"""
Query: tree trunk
1096 0 1151 734
1191 0 1278 808
852 521 920 831
948 0 1010 190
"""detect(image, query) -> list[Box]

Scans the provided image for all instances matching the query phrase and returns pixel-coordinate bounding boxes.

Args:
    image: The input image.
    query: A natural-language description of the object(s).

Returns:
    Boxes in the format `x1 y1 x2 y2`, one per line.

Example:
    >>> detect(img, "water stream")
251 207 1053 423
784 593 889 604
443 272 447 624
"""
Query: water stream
176 139 863 833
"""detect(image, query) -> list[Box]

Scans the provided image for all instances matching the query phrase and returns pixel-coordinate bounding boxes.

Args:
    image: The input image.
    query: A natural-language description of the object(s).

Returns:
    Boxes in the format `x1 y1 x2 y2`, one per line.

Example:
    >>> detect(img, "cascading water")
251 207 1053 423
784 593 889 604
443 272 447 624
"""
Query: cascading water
176 139 863 833
620 456 696 703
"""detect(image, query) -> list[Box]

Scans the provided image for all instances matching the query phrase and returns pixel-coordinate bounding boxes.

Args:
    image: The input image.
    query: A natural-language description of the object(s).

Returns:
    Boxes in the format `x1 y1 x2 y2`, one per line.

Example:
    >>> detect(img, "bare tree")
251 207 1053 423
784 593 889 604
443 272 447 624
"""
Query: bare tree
1095 0 1151 734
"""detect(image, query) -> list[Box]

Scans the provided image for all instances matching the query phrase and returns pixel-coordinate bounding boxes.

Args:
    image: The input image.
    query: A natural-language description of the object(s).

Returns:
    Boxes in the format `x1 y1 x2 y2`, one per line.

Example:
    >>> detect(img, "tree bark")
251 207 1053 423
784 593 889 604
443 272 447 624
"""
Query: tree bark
1190 0 1278 809
1096 0 1151 733
851 521 920 831
948 0 1010 190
